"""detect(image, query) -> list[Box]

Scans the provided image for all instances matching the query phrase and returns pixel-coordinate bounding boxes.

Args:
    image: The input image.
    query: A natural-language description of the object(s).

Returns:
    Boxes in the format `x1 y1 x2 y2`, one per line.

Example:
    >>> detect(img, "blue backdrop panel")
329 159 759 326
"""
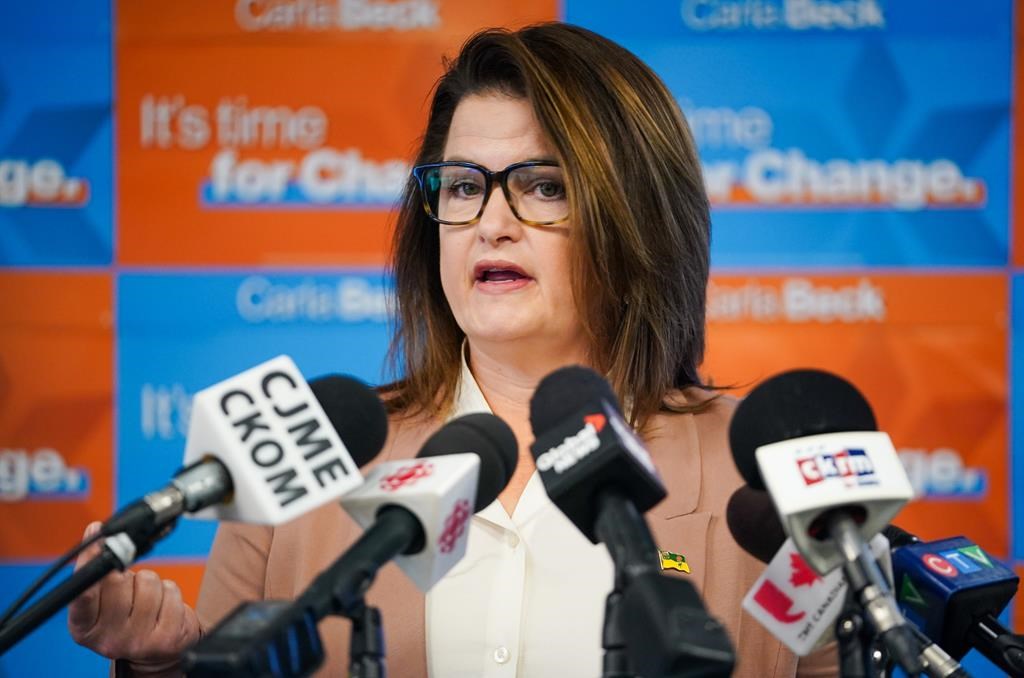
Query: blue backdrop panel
568 0 1012 268
117 270 393 558
0 565 109 677
0 1 113 266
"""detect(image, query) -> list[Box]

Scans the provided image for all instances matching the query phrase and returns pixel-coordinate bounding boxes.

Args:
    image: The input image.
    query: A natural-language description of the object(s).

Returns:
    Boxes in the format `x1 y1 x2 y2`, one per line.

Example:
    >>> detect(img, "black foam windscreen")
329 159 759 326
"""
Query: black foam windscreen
309 375 389 468
418 413 518 511
529 365 622 434
725 485 787 564
728 369 877 490
882 524 920 549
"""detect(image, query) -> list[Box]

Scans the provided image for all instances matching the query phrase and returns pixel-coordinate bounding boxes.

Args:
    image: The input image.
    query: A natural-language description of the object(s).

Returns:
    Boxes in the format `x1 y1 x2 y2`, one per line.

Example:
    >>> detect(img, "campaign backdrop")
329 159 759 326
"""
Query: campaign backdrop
0 1 1018 676
0 3 113 266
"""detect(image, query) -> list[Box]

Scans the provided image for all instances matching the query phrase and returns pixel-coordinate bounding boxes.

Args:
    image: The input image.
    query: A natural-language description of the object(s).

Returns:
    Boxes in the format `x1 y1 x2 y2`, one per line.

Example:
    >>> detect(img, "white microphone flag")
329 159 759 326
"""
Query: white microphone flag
742 533 892 656
183 355 363 524
340 453 479 592
756 430 913 574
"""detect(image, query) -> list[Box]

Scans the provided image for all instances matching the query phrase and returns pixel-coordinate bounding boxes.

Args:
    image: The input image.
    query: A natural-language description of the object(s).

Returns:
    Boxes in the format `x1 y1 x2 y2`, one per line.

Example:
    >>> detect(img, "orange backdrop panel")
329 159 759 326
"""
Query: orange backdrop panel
0 273 113 559
134 562 207 609
116 0 559 266
704 273 1008 557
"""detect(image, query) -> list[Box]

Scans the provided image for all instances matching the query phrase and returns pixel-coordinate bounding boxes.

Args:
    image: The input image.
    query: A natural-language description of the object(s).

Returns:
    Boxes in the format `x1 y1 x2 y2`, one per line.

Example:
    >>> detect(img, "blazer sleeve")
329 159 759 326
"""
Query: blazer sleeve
795 642 840 677
195 521 275 631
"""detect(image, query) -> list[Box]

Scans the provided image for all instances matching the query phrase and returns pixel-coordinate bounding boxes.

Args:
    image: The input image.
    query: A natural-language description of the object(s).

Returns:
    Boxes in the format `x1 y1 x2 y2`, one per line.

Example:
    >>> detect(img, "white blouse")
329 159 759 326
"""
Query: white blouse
425 357 615 677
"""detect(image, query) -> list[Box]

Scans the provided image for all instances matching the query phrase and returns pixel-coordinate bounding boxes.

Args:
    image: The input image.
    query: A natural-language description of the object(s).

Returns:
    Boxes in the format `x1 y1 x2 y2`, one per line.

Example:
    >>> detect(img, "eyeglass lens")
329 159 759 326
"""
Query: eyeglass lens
420 165 568 224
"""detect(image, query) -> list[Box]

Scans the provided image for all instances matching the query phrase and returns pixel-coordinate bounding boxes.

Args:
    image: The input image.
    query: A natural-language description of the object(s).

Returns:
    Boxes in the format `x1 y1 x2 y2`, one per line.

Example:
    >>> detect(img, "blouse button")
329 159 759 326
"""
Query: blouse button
493 646 511 664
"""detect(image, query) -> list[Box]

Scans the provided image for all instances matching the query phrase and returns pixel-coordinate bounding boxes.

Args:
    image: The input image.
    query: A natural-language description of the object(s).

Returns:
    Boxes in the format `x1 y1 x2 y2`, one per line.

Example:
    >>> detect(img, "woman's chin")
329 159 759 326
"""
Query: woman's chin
462 318 549 347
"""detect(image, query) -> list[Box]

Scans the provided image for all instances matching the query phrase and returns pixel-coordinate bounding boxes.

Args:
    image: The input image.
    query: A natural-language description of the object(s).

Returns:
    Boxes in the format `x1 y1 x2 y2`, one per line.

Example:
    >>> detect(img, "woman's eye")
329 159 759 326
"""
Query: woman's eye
533 180 565 199
449 180 483 198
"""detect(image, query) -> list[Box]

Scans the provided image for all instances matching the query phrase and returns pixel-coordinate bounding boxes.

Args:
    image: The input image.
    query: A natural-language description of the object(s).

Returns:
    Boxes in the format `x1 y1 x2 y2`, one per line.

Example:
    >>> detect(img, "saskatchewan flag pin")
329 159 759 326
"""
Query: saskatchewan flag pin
659 550 691 574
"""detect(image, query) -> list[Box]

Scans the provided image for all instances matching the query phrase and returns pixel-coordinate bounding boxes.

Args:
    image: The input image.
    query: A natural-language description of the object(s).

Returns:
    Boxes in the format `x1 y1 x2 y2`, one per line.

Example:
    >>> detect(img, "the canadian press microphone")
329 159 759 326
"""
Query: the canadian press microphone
0 355 388 655
183 412 518 678
726 485 893 658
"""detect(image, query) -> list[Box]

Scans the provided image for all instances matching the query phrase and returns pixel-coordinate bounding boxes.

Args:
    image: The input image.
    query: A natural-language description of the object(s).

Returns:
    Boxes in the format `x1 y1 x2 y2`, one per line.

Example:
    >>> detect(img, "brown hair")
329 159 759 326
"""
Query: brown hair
385 22 711 429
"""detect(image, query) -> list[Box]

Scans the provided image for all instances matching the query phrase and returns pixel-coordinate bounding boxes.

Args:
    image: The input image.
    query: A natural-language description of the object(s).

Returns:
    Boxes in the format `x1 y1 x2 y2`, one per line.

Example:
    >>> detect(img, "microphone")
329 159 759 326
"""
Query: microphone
336 411 517 591
729 369 928 674
728 486 892 657
104 355 386 536
0 357 387 655
528 366 665 548
529 366 735 678
726 484 788 565
888 526 1024 674
183 412 517 678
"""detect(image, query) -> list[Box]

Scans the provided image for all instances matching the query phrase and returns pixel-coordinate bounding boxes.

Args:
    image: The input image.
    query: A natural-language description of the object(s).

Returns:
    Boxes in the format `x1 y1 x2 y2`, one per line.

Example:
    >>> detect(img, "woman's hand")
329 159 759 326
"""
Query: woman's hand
67 522 201 670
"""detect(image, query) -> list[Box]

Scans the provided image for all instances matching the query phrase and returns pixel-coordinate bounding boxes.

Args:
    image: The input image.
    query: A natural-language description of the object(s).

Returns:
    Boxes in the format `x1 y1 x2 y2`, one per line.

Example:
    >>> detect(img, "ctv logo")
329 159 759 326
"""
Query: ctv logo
922 546 993 577
535 414 606 474
796 448 878 487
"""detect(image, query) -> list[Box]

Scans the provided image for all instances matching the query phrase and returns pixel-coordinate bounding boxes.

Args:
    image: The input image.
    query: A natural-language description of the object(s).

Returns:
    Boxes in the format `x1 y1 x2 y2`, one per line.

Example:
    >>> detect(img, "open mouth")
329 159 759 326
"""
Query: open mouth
479 269 526 283
474 262 532 287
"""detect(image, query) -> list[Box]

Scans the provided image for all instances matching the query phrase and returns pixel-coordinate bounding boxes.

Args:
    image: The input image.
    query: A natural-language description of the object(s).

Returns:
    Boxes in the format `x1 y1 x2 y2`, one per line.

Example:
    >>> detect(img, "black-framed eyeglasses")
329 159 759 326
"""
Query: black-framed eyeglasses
411 160 569 226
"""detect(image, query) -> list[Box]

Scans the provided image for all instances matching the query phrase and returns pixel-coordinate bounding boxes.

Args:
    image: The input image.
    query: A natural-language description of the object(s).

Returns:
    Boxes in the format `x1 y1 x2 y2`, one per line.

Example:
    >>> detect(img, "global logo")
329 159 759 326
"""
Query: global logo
535 414 606 474
796 448 878 487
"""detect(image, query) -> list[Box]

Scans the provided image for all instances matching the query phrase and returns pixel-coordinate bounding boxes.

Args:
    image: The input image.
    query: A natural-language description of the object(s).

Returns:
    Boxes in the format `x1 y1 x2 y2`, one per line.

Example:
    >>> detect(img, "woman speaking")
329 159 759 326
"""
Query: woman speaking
69 22 836 677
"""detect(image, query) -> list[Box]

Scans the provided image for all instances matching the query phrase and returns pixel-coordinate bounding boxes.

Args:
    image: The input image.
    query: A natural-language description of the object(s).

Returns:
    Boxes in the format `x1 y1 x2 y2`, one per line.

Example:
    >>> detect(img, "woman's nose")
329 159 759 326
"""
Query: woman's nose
476 184 523 244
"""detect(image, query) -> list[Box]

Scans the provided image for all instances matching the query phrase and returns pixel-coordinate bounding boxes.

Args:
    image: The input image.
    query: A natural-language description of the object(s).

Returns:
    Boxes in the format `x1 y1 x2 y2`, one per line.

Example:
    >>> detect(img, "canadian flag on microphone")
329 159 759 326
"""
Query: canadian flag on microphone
741 534 892 656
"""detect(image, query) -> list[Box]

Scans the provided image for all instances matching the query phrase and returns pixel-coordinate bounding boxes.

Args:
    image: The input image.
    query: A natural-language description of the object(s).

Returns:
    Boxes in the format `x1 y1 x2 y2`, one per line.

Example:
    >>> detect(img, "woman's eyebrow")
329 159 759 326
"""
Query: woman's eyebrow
442 155 560 164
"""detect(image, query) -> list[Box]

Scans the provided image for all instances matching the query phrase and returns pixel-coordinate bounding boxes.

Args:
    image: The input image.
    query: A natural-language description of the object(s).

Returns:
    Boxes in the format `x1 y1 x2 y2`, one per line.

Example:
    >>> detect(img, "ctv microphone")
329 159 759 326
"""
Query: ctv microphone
887 526 1024 675
183 413 518 678
728 369 958 677
529 366 735 678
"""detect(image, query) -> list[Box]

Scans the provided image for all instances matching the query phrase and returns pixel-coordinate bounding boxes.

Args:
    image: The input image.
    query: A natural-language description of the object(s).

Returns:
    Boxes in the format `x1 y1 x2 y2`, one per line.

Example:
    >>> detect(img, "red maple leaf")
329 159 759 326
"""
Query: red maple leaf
789 553 822 588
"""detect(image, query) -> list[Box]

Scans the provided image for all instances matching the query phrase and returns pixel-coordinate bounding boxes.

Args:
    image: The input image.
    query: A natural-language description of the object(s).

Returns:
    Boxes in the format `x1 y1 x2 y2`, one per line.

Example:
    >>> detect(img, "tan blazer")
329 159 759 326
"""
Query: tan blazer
194 392 838 677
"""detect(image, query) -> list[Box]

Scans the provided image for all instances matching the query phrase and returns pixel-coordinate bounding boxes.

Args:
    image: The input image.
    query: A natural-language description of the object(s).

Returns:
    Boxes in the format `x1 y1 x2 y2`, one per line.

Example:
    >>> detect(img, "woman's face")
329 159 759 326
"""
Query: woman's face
438 94 586 355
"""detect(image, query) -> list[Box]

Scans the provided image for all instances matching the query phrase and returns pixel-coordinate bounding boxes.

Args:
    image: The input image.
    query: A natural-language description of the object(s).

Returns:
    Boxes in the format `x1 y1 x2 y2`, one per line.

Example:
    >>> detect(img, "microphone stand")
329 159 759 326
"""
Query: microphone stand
601 576 633 678
967 614 1024 676
0 522 170 654
827 514 970 678
592 490 734 678
345 601 385 678
594 490 661 678
834 591 886 678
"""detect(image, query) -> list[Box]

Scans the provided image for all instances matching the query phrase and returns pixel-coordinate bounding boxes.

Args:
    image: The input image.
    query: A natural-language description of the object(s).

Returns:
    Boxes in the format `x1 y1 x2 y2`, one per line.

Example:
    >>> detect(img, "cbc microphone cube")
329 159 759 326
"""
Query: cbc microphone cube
755 431 913 575
182 355 364 524
340 454 480 592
